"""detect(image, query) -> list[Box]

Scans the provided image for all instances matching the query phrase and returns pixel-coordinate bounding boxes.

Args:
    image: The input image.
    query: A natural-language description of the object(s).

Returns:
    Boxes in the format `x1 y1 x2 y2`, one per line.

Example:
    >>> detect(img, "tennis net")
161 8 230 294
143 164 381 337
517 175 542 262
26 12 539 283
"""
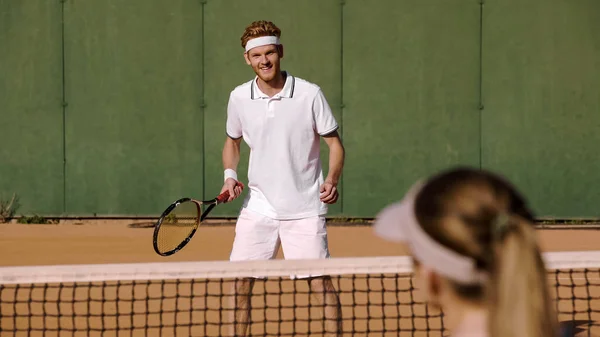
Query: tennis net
1 251 599 337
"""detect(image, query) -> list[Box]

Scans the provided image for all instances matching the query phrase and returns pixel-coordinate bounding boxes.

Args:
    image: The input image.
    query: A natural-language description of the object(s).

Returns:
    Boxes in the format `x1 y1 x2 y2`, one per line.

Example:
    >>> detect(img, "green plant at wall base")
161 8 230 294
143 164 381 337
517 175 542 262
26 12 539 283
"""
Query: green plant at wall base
164 213 178 224
17 215 58 225
0 193 19 223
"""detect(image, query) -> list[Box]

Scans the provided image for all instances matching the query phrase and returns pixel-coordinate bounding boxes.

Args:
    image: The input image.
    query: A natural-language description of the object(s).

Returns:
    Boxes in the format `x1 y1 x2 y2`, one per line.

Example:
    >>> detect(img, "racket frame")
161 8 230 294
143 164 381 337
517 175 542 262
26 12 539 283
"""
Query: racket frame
153 183 243 257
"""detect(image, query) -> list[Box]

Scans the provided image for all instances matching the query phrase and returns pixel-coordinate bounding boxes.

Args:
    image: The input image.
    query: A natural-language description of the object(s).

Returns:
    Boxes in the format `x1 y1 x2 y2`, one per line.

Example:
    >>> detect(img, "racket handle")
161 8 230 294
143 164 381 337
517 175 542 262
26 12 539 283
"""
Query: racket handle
216 181 245 204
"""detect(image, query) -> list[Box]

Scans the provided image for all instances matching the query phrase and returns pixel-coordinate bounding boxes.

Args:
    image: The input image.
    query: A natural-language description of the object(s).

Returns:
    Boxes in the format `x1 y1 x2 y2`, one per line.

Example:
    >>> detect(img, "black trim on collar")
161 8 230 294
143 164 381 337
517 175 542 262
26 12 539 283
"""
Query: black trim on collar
249 72 295 99
289 75 295 98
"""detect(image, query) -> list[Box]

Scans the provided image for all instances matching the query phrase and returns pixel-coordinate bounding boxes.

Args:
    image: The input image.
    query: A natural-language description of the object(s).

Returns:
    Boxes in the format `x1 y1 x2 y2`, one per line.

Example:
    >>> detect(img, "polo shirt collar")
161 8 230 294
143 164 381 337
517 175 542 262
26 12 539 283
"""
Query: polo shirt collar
250 71 295 100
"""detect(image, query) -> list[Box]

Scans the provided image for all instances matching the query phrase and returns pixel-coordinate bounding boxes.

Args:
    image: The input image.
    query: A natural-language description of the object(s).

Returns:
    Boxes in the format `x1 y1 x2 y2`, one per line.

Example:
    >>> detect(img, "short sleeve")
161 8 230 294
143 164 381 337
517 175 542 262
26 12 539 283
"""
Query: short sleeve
226 93 243 139
312 89 339 136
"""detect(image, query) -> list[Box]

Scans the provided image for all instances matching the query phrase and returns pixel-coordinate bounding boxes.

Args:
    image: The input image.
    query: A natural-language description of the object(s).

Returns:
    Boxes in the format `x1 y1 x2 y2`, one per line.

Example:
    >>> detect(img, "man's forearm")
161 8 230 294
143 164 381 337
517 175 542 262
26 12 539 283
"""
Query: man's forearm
325 140 345 186
223 137 241 179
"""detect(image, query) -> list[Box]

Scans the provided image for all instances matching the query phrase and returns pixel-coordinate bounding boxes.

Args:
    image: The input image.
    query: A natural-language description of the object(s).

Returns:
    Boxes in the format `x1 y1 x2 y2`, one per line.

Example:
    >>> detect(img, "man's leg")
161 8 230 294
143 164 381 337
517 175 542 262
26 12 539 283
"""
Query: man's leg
279 215 341 336
308 276 342 337
232 277 255 337
228 208 280 337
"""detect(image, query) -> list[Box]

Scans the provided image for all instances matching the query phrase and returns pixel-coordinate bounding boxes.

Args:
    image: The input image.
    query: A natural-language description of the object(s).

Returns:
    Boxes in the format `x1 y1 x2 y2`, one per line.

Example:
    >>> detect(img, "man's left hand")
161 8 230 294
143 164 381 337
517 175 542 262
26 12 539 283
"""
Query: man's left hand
319 181 339 204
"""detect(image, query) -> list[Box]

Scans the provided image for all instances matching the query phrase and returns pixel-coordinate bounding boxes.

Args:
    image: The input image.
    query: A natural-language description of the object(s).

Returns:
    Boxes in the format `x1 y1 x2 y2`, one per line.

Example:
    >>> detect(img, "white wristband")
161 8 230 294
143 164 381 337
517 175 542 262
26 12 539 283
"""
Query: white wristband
224 169 238 182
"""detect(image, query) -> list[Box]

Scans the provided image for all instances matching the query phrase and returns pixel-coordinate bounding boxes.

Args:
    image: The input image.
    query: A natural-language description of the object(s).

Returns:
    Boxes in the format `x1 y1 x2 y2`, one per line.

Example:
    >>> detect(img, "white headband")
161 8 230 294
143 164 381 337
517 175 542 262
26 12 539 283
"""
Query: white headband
245 36 280 52
373 181 488 285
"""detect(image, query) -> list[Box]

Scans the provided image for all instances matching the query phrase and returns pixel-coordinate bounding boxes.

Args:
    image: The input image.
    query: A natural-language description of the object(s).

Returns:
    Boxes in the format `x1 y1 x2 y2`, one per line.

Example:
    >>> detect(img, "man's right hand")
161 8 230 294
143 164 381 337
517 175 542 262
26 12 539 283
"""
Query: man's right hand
221 178 244 202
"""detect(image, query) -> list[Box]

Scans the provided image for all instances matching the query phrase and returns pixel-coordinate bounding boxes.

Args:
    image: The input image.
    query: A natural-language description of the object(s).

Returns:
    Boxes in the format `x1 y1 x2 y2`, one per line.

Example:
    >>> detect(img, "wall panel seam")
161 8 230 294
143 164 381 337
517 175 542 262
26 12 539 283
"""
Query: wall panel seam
201 0 207 201
340 0 345 215
478 0 484 170
61 0 67 214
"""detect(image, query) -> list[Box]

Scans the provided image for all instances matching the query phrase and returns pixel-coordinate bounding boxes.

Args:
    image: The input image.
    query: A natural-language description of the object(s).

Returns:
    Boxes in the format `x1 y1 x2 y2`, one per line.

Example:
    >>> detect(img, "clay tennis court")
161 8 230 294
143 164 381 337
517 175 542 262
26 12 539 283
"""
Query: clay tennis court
3 221 600 265
1 222 599 336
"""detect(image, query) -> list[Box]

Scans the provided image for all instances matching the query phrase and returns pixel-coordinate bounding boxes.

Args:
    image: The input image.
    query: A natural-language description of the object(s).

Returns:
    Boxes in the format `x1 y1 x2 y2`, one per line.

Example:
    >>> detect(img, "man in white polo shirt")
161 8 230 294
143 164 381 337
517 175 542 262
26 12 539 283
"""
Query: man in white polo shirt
220 20 344 336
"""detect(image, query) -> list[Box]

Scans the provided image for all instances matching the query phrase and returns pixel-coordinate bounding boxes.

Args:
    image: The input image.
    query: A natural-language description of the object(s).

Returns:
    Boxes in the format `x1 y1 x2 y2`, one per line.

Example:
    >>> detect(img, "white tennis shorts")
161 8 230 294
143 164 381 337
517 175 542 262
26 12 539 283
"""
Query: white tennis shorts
229 207 331 262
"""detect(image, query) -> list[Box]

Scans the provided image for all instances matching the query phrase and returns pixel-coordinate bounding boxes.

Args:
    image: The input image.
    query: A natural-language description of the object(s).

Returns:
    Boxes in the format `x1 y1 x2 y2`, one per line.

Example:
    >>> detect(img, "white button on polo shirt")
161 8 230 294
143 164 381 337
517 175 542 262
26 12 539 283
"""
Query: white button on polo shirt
226 72 339 220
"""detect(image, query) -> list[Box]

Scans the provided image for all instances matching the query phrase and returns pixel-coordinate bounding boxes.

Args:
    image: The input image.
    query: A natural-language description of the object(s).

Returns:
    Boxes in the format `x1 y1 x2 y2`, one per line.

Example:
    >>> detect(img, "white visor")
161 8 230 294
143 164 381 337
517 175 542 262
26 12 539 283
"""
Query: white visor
373 181 487 285
245 36 280 52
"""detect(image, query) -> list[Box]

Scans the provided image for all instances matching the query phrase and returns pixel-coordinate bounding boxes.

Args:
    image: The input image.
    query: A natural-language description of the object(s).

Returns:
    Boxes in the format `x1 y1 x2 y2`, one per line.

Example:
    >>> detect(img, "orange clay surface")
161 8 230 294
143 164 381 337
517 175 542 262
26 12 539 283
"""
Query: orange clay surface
1 221 599 266
1 221 599 337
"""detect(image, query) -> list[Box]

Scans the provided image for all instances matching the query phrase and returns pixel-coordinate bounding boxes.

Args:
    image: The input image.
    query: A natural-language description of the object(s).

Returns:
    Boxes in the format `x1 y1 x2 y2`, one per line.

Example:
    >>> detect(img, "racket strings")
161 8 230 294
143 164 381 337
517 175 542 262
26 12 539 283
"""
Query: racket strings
156 201 201 253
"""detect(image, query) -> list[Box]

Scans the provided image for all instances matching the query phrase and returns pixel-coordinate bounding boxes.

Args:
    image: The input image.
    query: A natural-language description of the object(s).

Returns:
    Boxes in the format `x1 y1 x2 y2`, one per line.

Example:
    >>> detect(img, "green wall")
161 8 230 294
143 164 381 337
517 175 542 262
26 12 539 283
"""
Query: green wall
343 0 481 217
1 0 599 218
0 1 64 214
63 0 204 216
481 0 600 218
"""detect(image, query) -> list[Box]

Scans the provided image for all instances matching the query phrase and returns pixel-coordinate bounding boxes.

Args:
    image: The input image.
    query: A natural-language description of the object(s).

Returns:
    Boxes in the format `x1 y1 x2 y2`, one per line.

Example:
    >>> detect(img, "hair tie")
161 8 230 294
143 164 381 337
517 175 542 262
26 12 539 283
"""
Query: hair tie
493 213 512 239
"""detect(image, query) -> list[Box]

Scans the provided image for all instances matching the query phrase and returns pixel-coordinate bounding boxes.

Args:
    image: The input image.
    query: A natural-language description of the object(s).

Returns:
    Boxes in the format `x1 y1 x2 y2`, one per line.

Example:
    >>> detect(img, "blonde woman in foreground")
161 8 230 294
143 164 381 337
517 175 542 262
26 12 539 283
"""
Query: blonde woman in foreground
373 167 559 337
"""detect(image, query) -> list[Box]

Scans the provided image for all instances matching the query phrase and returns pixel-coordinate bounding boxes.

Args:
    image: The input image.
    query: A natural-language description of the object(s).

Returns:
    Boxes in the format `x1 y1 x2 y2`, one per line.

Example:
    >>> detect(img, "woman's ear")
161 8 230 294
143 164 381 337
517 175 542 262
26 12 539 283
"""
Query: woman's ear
416 265 443 309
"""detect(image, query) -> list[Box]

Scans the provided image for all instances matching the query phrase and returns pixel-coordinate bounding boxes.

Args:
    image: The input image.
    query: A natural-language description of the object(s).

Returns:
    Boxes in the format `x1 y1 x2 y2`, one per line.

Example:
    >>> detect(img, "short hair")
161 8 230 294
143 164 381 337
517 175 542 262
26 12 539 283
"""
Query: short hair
240 20 281 49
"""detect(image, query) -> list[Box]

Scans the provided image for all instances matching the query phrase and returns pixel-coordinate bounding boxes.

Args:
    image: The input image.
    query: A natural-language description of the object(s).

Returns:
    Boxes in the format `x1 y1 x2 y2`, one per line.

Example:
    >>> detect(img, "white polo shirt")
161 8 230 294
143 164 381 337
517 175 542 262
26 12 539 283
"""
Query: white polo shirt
226 72 339 220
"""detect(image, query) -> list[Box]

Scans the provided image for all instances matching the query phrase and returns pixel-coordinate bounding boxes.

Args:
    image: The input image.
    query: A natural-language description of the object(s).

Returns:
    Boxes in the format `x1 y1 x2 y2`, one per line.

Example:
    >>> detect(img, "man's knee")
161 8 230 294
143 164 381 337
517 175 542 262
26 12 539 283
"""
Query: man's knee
307 276 337 294
235 278 255 292
233 278 255 303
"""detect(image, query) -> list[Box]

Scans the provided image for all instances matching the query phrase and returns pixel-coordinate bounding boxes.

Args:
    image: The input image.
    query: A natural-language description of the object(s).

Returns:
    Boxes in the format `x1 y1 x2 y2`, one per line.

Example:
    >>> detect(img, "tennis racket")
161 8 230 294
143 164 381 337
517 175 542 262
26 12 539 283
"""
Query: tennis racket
153 181 244 257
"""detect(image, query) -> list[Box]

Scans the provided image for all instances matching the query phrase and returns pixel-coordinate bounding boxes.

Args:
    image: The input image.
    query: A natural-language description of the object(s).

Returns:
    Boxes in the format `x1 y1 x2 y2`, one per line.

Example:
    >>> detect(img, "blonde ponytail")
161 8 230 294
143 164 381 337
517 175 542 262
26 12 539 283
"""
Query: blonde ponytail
488 215 558 337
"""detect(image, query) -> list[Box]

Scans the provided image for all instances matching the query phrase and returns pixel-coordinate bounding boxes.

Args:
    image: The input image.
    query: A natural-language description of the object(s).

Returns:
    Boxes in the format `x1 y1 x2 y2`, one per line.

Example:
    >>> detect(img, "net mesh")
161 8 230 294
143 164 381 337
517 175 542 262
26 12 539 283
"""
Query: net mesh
1 252 599 337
